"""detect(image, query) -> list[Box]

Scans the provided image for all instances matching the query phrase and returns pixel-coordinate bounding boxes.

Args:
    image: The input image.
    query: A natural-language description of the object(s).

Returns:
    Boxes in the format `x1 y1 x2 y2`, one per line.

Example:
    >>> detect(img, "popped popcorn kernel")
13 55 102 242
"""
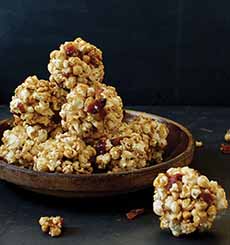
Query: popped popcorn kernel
224 129 230 142
39 216 64 237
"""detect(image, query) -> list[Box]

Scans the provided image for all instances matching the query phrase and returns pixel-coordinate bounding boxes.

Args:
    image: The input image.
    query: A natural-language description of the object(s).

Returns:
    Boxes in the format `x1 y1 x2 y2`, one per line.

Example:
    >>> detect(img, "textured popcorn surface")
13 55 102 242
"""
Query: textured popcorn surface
34 132 96 174
94 116 169 172
0 37 170 175
153 167 228 237
0 124 49 166
39 216 64 237
10 75 67 126
60 82 123 139
48 37 104 89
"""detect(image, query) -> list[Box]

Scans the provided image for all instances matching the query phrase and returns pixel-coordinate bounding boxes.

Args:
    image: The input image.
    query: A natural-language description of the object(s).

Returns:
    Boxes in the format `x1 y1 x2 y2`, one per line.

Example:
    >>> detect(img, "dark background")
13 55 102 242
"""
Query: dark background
1 0 230 106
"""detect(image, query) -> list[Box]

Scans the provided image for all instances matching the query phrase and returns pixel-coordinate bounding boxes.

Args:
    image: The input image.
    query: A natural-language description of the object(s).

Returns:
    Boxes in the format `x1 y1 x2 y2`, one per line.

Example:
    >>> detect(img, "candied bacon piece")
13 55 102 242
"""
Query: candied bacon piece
126 208 145 220
95 138 107 155
87 98 106 114
166 173 183 190
220 144 230 154
17 103 26 113
65 44 78 56
111 137 123 146
200 192 213 205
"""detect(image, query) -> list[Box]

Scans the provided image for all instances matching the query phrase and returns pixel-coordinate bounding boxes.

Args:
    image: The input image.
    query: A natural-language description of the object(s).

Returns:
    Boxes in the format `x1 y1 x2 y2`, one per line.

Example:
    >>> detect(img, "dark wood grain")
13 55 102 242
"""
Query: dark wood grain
0 110 194 197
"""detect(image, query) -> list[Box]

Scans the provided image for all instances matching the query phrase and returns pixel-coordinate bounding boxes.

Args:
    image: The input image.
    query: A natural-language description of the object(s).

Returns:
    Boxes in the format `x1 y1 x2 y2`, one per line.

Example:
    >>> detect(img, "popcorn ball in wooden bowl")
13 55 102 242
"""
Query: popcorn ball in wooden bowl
33 131 96 174
10 75 67 127
60 82 124 139
93 115 169 173
48 37 104 89
153 166 228 237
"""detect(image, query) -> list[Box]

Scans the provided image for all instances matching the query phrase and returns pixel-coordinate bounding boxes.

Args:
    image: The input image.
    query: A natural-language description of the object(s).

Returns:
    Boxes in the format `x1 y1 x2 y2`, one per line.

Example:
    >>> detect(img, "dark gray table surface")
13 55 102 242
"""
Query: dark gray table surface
0 105 230 245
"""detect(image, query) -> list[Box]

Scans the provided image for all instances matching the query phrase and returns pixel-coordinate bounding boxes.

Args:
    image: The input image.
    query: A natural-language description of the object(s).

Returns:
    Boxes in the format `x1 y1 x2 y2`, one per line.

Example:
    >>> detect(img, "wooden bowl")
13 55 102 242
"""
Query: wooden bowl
0 110 194 198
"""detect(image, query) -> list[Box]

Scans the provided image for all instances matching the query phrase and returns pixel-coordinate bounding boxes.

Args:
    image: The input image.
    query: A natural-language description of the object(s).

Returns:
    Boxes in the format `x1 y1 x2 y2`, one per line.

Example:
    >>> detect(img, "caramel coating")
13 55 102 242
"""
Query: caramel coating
0 124 48 167
48 37 104 89
60 82 123 139
34 132 96 174
39 216 64 237
10 75 67 126
94 116 169 172
0 37 170 176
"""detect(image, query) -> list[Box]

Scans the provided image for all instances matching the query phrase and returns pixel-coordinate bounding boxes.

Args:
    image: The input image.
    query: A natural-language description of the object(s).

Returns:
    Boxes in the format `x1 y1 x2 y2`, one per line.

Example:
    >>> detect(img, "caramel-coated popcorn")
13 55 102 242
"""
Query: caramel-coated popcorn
0 37 170 175
39 216 64 237
224 129 230 142
48 37 104 89
94 116 169 172
34 132 96 174
153 167 228 237
60 82 123 139
10 75 67 126
0 124 48 167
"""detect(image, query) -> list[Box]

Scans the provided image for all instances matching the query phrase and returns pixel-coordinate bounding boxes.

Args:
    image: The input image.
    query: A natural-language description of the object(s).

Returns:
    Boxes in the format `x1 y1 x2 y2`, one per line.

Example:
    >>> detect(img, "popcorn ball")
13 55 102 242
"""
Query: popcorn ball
48 37 104 89
34 132 96 174
10 75 67 126
39 216 64 237
153 167 228 237
0 124 49 167
60 82 123 139
94 116 169 172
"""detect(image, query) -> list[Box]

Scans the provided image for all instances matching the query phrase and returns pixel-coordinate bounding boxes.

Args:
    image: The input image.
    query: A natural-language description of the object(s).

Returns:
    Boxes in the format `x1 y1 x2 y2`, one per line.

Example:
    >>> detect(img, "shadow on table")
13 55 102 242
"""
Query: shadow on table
4 182 153 212
152 229 222 245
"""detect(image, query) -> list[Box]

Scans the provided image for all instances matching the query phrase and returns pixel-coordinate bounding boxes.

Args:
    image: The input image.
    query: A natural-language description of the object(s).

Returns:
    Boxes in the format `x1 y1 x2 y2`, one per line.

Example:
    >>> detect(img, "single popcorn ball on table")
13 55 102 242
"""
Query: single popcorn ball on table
34 132 96 174
0 124 49 167
60 82 123 139
48 37 104 89
10 75 67 127
94 115 169 172
39 216 64 237
153 166 228 237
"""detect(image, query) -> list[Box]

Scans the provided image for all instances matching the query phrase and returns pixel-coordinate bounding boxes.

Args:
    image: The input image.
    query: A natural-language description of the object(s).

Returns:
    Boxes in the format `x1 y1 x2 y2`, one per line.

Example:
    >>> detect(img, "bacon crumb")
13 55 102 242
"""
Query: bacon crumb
166 173 183 190
126 208 145 220
17 103 26 113
220 144 230 154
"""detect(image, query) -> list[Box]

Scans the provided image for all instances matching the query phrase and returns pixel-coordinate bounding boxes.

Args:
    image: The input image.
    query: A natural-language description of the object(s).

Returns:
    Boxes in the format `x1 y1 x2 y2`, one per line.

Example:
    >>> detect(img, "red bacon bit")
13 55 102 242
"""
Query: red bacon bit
87 98 106 114
65 44 78 56
99 108 107 119
17 103 26 113
126 208 145 220
200 192 213 205
95 138 107 155
220 144 230 154
87 50 101 66
111 137 123 146
166 173 183 190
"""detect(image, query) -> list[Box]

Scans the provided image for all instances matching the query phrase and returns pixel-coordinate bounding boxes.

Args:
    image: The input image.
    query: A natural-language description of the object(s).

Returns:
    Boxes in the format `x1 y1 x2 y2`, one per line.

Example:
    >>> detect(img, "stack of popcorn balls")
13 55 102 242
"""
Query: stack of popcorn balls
0 37 169 174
